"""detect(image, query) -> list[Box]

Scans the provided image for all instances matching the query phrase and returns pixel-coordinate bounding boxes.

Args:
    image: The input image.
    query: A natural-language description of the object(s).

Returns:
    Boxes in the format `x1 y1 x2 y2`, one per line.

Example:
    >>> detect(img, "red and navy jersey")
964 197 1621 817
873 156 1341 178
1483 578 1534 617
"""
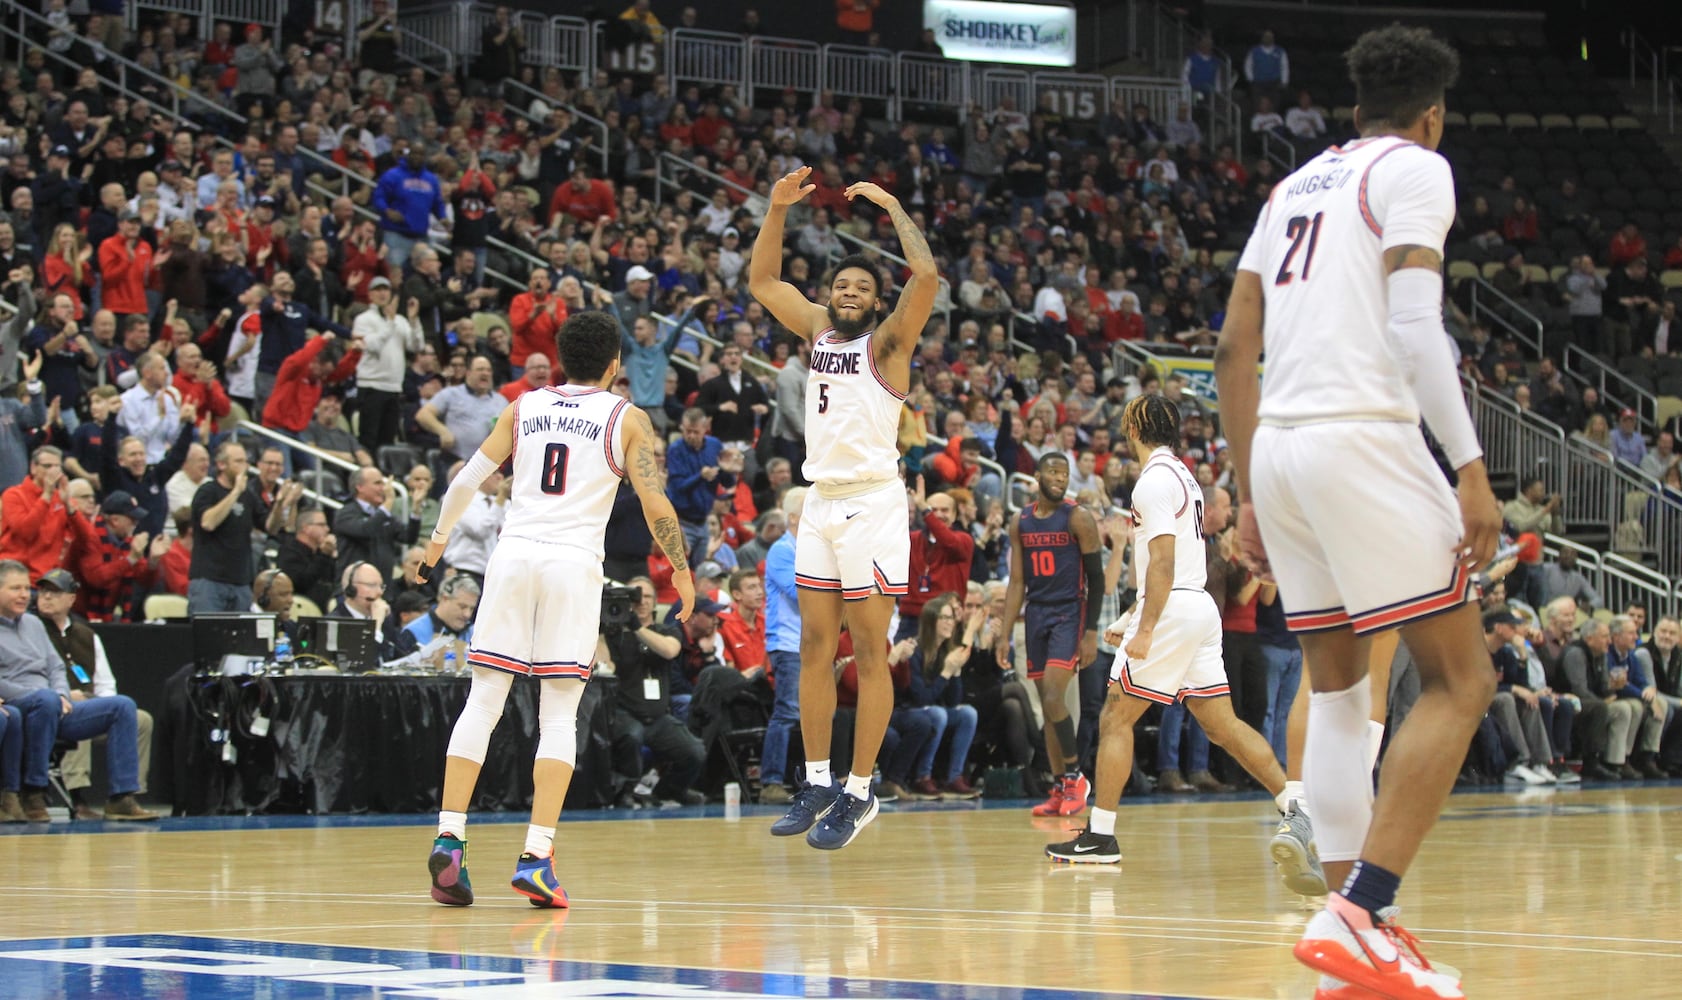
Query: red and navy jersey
1018 501 1082 605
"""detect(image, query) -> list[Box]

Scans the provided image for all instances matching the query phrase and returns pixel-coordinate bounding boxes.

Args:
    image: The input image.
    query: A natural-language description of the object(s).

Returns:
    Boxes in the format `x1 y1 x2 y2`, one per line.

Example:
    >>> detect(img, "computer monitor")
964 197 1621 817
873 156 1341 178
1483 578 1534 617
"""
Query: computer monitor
192 613 277 675
295 616 380 673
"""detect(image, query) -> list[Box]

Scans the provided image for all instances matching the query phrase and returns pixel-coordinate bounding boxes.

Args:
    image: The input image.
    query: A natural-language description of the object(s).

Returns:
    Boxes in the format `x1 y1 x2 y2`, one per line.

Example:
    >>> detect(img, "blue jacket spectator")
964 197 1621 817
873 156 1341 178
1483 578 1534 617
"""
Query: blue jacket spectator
1182 35 1224 97
665 409 735 558
256 274 351 377
373 150 446 240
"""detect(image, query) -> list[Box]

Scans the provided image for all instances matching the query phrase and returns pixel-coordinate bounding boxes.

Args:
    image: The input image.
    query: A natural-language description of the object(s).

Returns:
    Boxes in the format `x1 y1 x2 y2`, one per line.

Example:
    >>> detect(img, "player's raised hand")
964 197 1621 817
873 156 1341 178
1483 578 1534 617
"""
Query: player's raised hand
843 181 898 210
1236 501 1272 581
671 569 697 623
769 167 816 207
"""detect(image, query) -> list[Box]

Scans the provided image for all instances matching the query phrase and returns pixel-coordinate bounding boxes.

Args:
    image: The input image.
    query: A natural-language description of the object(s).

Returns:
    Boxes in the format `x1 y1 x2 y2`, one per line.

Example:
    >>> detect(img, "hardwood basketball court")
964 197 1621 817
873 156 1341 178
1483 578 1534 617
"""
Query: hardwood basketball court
3 786 1678 999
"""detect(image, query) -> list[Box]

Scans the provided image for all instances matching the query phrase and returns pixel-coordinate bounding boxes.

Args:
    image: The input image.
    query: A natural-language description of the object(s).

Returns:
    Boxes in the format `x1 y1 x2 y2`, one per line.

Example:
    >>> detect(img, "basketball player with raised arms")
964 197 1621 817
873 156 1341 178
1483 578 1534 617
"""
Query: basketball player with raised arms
1046 396 1287 864
1216 25 1497 999
423 311 696 908
995 452 1102 817
748 166 938 850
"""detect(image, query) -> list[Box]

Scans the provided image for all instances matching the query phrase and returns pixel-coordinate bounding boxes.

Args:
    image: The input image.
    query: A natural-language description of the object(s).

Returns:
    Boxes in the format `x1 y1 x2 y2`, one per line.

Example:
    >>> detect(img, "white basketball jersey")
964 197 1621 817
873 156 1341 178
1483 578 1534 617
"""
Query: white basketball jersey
1130 448 1207 597
1236 136 1457 426
802 328 905 486
500 385 630 559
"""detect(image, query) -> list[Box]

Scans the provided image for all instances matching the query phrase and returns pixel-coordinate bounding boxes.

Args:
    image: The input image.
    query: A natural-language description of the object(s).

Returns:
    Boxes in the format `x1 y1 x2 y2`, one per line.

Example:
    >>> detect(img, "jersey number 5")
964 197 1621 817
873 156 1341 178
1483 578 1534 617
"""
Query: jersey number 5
540 442 570 495
817 383 830 415
1275 212 1325 286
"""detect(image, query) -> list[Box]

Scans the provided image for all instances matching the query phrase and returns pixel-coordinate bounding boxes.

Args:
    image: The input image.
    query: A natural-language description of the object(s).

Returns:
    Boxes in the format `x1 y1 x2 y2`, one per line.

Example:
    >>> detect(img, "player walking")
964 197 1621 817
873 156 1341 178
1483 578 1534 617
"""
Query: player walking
1216 25 1495 999
748 167 939 850
423 312 696 907
1047 397 1288 864
995 453 1102 816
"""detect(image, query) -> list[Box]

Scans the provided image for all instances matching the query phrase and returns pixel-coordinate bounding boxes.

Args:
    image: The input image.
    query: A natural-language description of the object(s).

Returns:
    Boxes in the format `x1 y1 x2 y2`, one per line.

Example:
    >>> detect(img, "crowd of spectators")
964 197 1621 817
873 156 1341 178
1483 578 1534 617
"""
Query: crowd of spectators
1 4 1678 815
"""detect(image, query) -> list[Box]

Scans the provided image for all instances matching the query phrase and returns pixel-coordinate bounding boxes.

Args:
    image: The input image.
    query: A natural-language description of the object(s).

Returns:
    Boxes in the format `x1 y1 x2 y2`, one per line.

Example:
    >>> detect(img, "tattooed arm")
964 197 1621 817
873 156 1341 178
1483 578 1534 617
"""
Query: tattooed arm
622 405 697 621
843 181 940 360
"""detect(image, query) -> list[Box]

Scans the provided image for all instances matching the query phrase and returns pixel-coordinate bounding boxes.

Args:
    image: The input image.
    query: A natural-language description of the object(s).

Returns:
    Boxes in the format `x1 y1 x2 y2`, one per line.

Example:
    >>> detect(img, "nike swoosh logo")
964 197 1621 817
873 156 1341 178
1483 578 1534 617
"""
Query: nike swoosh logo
845 511 860 520
1072 843 1098 853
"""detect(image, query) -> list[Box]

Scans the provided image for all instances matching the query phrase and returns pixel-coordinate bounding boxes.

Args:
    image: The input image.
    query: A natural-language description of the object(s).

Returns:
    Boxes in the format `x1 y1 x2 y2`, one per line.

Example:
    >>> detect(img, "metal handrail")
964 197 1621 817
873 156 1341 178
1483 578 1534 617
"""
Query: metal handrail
500 77 611 176
9 3 246 129
1563 342 1659 429
236 419 411 511
1465 276 1545 358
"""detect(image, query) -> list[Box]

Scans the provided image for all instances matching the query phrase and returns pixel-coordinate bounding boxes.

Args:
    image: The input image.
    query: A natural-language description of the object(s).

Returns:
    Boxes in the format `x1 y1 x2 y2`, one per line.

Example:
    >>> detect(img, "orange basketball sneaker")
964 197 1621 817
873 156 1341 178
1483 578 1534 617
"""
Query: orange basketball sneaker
1030 780 1066 816
1057 773 1091 816
1295 895 1462 999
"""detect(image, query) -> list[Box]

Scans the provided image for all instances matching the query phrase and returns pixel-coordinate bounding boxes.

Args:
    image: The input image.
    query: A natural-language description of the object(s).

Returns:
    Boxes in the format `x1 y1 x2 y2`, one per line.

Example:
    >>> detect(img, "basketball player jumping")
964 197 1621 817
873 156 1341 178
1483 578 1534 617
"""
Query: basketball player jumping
748 167 938 850
1047 397 1288 864
1216 25 1496 999
423 312 696 907
996 453 1103 816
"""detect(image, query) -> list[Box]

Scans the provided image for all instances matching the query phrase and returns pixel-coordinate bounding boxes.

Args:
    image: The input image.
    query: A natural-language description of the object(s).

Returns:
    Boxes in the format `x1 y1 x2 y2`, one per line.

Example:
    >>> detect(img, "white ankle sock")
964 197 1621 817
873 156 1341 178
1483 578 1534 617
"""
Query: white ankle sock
806 759 831 786
1366 720 1386 772
843 772 871 801
524 824 555 857
1281 780 1308 815
1089 807 1117 837
437 810 466 839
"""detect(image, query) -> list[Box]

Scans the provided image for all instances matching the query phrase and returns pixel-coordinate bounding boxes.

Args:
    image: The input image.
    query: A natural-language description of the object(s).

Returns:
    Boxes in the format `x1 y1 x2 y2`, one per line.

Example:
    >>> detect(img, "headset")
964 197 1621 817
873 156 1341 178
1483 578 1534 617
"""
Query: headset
254 569 280 610
338 560 378 603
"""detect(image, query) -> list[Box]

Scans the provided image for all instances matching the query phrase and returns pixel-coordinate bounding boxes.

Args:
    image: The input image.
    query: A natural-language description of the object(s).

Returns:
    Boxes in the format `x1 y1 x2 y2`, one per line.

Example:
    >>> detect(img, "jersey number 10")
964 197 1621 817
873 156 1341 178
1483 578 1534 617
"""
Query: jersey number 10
540 442 570 495
1275 212 1325 286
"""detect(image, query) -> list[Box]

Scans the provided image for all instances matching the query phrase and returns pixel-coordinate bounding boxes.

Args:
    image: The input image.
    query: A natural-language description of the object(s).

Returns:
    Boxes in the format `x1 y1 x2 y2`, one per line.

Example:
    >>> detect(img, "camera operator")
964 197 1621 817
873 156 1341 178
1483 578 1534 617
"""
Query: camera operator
596 576 706 808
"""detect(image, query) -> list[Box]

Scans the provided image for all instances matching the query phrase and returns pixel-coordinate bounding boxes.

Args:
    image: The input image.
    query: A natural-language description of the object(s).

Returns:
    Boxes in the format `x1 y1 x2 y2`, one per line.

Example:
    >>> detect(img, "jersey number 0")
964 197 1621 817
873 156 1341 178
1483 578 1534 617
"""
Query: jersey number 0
540 442 570 495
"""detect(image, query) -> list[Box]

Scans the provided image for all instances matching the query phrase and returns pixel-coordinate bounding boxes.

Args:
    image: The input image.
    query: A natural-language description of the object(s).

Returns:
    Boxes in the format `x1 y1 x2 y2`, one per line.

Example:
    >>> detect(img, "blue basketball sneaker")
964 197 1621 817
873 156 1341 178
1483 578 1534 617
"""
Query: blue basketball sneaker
770 781 842 837
428 835 473 906
806 789 878 850
511 853 569 908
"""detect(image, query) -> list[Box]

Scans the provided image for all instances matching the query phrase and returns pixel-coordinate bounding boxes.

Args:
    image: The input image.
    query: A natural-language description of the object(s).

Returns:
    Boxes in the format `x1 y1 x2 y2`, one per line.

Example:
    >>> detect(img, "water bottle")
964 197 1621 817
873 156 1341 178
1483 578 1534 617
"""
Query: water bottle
274 632 292 666
443 647 457 676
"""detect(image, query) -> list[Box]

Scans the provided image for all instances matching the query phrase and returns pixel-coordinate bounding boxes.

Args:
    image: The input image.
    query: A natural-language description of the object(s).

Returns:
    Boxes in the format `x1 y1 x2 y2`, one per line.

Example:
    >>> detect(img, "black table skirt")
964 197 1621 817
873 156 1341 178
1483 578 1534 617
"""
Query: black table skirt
157 670 616 815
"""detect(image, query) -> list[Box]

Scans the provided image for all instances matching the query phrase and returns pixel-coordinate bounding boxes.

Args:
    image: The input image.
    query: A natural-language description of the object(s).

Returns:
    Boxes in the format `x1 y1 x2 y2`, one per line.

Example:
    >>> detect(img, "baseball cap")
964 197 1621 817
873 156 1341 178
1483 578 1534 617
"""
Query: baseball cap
38 569 78 593
1619 408 1636 419
625 265 654 282
49 144 71 158
1482 608 1522 629
1050 225 1068 238
369 275 392 289
688 597 726 617
254 195 277 209
159 159 184 172
694 560 725 580
118 209 141 223
101 490 148 520
722 227 739 239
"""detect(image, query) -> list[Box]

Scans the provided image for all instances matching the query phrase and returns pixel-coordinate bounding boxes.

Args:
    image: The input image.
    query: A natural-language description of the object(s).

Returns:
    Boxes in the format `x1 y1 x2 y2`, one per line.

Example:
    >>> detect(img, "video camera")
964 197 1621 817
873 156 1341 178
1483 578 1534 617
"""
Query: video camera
600 584 642 634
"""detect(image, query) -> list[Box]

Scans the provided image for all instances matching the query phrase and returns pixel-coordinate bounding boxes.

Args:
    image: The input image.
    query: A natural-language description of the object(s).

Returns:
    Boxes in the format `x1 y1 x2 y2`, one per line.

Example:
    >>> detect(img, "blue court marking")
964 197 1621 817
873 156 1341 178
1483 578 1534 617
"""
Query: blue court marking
0 935 1225 1000
6 779 1675 836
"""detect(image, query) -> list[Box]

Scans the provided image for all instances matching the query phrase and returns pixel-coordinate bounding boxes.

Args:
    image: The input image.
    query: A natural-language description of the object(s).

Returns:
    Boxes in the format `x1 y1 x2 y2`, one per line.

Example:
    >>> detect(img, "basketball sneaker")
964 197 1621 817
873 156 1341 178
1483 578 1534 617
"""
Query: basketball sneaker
1313 974 1384 998
806 790 878 850
1270 800 1327 897
1029 780 1065 816
1045 826 1121 864
511 853 569 908
770 781 841 837
1057 774 1091 816
1294 895 1462 999
428 834 474 906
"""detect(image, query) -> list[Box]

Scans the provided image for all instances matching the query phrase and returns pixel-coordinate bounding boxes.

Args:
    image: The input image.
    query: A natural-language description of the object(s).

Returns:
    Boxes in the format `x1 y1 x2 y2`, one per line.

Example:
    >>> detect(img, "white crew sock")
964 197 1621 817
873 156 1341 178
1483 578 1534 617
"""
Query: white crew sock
437 810 467 839
806 759 832 786
1089 806 1117 837
1281 780 1308 814
843 772 871 801
524 824 556 858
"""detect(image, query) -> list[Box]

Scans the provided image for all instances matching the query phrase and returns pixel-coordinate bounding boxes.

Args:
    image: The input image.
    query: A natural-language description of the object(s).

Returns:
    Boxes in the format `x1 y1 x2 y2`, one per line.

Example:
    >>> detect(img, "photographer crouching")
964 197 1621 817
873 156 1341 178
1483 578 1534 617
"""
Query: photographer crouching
595 576 706 808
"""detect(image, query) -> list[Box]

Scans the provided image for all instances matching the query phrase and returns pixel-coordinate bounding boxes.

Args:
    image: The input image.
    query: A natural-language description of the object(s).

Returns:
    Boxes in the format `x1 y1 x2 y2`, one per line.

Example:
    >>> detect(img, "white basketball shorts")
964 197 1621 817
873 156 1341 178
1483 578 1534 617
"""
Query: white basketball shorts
1110 589 1230 703
1250 420 1472 636
468 542 602 679
795 480 910 601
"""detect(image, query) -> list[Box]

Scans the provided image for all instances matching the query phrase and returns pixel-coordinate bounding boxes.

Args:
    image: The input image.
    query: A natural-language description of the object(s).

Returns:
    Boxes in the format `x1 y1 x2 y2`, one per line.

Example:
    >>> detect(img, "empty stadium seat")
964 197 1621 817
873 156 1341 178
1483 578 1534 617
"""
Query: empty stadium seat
1468 111 1504 130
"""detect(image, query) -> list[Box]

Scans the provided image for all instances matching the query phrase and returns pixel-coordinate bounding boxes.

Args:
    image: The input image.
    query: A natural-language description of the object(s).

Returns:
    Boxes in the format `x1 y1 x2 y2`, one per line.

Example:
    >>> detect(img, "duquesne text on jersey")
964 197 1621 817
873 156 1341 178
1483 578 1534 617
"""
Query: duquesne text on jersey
1020 531 1073 547
809 348 862 375
1283 166 1355 200
521 413 604 440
